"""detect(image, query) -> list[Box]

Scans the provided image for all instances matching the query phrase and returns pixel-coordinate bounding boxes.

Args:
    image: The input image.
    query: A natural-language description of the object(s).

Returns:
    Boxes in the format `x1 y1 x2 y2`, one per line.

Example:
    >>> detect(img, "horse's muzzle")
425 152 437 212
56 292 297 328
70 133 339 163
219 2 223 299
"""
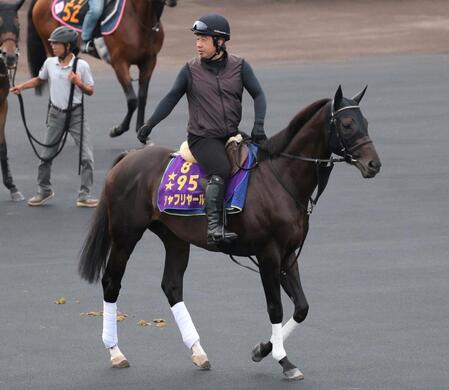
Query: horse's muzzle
6 53 17 69
352 140 381 178
354 158 381 178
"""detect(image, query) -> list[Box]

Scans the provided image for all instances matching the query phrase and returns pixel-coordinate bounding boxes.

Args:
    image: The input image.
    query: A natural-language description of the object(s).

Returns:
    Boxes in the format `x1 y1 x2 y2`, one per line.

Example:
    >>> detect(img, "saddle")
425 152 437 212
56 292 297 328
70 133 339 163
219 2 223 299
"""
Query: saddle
52 0 126 36
179 134 250 176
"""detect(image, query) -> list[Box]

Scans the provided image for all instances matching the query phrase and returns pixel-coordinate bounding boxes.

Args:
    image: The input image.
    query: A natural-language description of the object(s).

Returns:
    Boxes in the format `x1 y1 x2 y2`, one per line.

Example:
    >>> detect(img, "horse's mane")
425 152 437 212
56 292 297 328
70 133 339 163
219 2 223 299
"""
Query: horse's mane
261 98 330 156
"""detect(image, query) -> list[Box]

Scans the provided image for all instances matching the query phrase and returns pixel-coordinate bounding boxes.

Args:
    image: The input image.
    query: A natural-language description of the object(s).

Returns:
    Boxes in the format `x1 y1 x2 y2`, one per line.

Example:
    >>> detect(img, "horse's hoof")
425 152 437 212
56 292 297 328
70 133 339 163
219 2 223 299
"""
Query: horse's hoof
283 367 304 381
109 126 126 138
192 354 211 370
111 355 130 368
10 191 25 202
251 342 272 362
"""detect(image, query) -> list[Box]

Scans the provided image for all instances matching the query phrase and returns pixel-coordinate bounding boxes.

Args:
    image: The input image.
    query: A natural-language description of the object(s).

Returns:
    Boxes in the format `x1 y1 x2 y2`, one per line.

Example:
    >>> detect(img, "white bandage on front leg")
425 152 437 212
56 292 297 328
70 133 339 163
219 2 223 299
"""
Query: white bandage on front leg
191 340 206 356
102 301 118 348
171 301 200 349
282 317 299 341
270 323 287 361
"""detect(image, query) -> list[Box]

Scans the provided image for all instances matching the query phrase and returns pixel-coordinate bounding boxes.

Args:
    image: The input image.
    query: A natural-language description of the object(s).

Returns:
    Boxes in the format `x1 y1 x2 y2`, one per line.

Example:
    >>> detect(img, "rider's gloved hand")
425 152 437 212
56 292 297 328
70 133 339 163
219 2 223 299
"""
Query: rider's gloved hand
251 121 267 144
137 123 153 144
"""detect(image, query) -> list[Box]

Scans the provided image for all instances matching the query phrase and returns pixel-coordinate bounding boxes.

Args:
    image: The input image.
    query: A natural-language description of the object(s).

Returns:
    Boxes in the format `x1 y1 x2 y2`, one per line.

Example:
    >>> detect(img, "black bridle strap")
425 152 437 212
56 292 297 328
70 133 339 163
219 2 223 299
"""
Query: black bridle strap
279 152 345 164
0 37 19 45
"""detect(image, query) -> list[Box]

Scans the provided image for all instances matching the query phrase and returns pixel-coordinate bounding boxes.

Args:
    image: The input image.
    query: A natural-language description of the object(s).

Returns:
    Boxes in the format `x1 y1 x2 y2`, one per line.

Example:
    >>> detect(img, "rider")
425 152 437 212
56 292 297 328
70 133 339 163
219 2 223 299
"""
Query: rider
80 0 104 53
137 13 267 245
10 26 98 207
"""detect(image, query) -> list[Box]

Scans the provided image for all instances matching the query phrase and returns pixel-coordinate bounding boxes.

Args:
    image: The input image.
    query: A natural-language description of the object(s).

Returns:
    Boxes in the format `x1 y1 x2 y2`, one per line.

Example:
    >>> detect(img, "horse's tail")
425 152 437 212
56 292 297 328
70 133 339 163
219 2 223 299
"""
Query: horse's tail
78 151 130 283
27 0 47 95
78 189 111 283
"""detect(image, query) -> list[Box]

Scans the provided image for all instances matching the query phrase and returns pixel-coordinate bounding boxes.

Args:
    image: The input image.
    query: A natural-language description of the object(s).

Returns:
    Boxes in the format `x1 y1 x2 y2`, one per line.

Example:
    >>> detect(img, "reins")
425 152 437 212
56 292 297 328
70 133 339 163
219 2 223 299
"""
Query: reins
227 103 364 274
229 240 307 276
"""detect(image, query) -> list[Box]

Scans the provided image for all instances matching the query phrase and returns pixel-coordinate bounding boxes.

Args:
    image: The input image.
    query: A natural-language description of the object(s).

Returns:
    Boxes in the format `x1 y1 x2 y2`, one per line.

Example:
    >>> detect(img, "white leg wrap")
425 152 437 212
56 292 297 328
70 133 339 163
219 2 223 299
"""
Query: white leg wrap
282 317 299 341
109 345 123 359
270 323 287 362
102 301 118 349
171 301 200 349
191 340 206 356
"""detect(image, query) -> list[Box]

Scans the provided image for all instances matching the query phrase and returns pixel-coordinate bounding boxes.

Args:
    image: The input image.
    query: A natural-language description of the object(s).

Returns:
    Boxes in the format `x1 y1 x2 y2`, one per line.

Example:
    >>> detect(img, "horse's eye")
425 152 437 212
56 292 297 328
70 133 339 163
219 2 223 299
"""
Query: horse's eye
341 118 352 129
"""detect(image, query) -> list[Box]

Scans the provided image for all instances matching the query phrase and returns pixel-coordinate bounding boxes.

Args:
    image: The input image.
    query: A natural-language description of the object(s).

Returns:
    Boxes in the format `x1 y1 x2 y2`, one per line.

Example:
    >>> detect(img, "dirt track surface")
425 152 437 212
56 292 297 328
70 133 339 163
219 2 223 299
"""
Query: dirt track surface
14 0 449 72
161 0 449 67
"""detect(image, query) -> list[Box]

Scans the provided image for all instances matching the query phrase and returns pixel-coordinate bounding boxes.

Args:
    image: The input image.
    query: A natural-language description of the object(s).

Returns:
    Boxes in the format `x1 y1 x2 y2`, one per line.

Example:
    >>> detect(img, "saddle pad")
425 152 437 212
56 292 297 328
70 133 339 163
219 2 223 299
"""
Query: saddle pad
52 0 126 35
157 144 258 216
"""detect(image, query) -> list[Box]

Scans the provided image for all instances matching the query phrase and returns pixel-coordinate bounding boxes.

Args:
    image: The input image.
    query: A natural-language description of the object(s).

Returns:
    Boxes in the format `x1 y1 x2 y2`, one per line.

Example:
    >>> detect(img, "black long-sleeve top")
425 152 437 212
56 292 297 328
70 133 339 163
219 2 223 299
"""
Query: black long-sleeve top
146 58 266 130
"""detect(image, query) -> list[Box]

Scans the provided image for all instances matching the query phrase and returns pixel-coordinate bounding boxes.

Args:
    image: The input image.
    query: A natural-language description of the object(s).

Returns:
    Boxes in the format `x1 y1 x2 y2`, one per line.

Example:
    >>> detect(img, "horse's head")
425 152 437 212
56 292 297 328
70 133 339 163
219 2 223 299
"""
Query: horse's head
328 85 381 178
0 0 24 70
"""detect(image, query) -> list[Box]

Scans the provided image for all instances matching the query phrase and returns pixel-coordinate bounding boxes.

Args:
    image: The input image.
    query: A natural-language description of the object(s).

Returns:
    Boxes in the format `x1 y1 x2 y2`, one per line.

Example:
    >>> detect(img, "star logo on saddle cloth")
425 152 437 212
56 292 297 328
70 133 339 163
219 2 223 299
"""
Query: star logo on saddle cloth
157 144 259 216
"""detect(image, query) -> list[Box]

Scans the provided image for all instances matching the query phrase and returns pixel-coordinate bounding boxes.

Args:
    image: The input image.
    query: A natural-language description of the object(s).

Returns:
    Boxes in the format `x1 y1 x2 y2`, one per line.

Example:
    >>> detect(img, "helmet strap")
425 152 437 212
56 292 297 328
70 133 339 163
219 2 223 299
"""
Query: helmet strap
58 44 71 62
213 36 226 55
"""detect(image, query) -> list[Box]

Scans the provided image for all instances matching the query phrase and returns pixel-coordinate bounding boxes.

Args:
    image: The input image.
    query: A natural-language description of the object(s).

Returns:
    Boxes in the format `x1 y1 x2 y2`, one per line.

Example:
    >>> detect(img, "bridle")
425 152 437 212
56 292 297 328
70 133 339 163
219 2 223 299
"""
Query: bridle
269 101 372 215
0 22 20 84
329 102 373 164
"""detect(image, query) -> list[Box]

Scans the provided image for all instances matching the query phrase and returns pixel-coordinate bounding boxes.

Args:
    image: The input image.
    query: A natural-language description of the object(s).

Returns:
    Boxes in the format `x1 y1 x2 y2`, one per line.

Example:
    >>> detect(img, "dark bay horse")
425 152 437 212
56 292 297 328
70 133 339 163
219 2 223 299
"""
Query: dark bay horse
79 86 381 380
27 0 176 137
0 0 25 201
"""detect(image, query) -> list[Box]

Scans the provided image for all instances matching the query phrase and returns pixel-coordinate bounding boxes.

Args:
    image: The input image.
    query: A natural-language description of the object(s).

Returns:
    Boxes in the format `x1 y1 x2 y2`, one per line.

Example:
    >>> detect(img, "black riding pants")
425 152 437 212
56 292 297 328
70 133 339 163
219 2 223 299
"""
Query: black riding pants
187 133 231 184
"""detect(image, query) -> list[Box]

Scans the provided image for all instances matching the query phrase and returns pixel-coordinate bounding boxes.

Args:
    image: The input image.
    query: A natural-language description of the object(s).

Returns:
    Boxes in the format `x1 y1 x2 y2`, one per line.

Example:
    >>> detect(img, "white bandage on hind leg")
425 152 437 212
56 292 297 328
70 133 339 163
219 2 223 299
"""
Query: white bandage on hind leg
282 317 299 341
102 301 118 348
171 301 200 349
270 323 287 361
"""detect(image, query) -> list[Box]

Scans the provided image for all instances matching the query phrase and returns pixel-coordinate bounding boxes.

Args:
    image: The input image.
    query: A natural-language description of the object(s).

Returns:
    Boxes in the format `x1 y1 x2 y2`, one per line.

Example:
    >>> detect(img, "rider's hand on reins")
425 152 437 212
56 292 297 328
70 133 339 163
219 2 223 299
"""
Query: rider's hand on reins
251 121 267 144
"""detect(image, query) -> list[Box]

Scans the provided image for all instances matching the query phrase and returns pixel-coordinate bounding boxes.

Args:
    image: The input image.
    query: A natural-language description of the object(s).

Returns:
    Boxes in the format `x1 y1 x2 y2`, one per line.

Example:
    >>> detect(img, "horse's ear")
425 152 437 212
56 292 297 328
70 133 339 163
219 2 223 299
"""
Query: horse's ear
333 85 343 110
352 85 368 104
15 0 26 10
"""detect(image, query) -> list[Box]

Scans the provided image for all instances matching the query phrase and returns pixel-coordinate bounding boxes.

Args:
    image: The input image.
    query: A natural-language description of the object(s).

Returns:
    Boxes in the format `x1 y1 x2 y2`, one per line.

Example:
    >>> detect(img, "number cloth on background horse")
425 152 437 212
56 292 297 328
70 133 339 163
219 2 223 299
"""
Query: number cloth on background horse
79 86 381 381
27 0 176 137
0 0 25 201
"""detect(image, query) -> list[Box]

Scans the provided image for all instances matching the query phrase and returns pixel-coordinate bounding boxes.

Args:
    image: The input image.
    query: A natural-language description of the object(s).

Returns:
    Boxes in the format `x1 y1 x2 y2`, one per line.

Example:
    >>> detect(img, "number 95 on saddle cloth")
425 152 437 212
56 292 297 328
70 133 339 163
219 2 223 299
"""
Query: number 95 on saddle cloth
157 144 257 216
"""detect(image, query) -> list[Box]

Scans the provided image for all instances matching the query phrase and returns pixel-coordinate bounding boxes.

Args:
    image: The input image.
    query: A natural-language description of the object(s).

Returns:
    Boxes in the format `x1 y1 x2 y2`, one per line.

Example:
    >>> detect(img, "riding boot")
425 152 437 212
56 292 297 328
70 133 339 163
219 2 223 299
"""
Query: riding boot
205 175 238 245
0 143 17 193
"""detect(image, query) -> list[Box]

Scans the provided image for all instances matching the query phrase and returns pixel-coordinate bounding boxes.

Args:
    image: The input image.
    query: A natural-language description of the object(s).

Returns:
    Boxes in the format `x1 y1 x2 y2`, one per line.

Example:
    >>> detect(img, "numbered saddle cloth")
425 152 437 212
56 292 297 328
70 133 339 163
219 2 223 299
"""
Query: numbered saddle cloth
51 0 126 35
157 144 257 216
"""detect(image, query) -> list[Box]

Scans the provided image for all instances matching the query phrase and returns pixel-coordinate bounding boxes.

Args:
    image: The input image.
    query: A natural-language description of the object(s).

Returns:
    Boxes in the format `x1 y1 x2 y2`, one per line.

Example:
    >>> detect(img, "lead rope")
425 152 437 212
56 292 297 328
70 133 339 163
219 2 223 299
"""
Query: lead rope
15 57 79 163
78 93 84 174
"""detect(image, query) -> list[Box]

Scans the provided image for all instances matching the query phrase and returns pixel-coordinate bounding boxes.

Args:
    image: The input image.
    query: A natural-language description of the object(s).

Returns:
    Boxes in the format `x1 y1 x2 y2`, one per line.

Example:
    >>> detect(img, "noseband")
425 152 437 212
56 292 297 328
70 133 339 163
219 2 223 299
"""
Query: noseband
329 103 373 164
270 101 373 214
0 31 20 82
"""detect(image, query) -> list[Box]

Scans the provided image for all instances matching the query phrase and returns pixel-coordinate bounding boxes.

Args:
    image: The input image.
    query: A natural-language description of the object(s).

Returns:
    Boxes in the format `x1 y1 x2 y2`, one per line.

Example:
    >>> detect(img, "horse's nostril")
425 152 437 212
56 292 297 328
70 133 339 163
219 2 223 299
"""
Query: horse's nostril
368 160 381 170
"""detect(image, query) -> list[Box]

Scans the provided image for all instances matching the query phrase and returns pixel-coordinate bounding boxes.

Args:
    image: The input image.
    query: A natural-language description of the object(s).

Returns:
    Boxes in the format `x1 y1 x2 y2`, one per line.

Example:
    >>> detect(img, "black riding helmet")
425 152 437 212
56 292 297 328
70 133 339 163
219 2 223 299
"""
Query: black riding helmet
191 13 230 55
48 26 79 56
191 13 230 41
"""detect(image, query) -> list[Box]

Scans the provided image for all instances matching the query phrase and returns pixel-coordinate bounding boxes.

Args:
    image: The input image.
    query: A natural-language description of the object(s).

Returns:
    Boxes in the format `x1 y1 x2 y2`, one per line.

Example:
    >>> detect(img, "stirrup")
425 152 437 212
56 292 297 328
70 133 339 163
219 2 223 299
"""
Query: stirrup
207 229 238 245
82 40 95 54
